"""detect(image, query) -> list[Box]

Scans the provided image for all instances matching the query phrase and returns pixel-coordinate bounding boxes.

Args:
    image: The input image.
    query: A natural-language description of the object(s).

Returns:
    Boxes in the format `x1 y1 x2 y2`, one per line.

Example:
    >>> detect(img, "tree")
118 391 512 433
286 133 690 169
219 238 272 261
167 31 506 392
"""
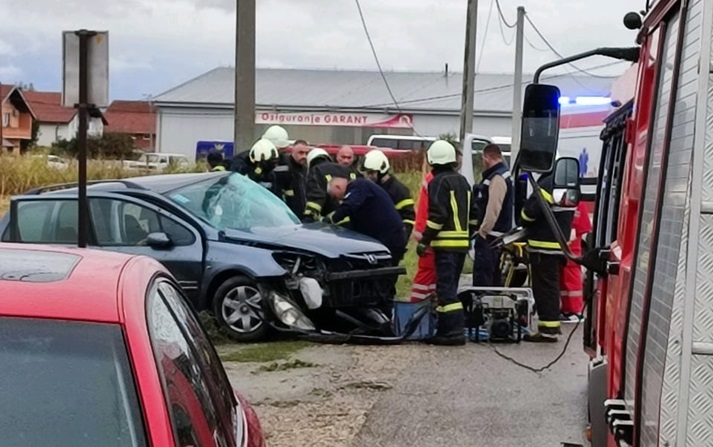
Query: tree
16 82 35 91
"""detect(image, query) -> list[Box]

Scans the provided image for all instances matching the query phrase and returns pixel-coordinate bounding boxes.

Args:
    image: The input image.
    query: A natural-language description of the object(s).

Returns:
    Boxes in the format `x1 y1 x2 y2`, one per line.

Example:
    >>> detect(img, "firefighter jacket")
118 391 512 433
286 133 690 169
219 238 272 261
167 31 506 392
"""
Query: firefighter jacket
421 167 479 252
380 175 416 239
331 178 407 257
520 173 575 255
303 161 357 221
274 152 308 217
230 153 278 194
474 161 513 238
413 171 434 241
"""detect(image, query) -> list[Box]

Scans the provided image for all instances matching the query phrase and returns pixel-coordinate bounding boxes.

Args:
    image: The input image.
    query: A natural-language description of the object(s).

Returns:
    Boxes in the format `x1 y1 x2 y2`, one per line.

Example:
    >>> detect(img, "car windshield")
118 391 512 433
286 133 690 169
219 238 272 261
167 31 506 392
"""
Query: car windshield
167 172 301 231
0 317 146 447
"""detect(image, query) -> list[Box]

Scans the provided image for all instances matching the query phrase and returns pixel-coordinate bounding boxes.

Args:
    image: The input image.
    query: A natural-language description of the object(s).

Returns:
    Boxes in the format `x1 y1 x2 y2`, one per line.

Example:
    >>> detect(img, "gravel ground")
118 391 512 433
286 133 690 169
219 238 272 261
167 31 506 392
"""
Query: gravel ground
223 343 428 447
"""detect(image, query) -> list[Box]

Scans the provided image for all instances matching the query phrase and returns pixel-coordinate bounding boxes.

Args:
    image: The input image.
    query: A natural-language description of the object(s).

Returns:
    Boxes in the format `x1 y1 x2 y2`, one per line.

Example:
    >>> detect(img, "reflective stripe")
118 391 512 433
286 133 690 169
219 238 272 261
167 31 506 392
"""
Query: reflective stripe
469 219 479 225
437 230 469 238
501 171 511 179
483 179 491 186
350 173 357 180
528 240 561 249
520 209 535 222
274 165 289 172
395 198 415 210
422 180 429 189
540 189 554 204
283 189 295 197
211 166 226 172
306 202 322 212
412 283 437 291
410 292 431 300
412 230 423 240
436 302 464 313
403 219 415 225
561 291 584 297
325 174 333 182
539 320 561 328
488 231 505 237
427 220 444 230
336 216 350 225
432 239 470 248
449 190 462 232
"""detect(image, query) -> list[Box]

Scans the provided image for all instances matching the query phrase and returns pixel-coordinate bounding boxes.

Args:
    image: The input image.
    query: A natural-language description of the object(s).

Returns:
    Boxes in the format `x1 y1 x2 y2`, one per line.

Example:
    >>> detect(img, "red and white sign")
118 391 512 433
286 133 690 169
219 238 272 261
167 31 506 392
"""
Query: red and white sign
256 111 414 129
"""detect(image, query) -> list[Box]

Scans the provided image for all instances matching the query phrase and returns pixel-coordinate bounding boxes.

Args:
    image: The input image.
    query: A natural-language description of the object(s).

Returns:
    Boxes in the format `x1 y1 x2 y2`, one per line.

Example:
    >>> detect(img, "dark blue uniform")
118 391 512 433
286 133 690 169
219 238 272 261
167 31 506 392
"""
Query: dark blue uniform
331 178 407 264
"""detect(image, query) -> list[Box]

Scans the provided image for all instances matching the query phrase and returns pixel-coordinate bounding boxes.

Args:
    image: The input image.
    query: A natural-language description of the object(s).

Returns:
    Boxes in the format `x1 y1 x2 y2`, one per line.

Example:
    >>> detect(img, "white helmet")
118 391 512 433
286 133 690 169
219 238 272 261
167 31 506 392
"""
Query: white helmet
262 125 290 149
362 149 390 174
249 138 279 163
307 148 331 168
426 140 457 166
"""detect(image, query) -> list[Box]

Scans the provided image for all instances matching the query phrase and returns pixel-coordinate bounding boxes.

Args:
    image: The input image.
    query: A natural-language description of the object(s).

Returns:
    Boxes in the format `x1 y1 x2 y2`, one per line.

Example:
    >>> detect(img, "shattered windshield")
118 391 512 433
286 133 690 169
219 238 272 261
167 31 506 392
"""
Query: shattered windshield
167 173 301 231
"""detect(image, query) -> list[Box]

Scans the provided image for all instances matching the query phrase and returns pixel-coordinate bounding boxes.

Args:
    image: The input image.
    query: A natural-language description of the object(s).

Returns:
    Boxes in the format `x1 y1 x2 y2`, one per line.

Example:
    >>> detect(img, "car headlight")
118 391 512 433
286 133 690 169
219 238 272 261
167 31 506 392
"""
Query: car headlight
269 292 316 332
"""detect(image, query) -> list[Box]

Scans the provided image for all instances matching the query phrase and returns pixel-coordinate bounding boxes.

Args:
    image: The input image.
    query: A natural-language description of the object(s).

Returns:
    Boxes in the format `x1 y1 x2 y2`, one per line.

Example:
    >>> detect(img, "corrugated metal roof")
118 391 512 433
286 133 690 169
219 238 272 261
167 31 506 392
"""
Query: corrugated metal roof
152 67 618 114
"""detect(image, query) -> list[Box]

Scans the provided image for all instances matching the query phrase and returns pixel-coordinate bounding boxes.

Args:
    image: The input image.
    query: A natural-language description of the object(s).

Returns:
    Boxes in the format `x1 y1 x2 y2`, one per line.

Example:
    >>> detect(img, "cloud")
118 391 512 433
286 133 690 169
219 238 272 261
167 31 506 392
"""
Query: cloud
0 64 22 80
0 0 642 98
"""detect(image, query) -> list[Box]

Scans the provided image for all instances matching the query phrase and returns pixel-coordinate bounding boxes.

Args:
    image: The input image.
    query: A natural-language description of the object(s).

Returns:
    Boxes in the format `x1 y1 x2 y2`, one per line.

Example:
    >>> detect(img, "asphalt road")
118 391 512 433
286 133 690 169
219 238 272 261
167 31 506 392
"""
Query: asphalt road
354 324 589 447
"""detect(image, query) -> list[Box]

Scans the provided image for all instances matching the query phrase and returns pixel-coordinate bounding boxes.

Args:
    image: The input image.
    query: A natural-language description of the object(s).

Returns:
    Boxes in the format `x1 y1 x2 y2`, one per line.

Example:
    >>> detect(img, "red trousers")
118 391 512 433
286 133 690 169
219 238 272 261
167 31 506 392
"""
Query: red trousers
409 249 436 302
560 240 584 315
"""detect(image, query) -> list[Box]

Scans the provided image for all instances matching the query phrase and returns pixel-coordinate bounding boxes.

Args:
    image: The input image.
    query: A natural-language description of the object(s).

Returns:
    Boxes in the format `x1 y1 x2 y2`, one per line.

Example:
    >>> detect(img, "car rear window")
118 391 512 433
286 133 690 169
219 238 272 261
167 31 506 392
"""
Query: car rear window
0 317 147 447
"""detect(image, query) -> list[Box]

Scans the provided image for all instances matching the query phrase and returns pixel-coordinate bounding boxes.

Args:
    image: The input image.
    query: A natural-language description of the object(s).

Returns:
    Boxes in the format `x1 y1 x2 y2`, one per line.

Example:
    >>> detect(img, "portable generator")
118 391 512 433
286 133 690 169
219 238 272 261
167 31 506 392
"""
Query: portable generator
457 287 535 343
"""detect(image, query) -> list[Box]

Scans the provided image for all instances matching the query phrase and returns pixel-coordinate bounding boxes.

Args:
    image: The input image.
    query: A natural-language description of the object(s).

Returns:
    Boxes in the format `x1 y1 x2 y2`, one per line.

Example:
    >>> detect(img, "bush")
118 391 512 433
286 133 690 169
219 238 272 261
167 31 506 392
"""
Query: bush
52 132 136 160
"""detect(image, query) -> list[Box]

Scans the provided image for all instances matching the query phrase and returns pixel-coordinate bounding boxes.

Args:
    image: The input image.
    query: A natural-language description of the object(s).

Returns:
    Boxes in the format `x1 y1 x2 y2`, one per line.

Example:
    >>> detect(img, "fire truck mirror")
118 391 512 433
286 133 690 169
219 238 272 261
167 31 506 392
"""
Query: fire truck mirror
553 157 580 188
553 188 581 207
518 84 561 174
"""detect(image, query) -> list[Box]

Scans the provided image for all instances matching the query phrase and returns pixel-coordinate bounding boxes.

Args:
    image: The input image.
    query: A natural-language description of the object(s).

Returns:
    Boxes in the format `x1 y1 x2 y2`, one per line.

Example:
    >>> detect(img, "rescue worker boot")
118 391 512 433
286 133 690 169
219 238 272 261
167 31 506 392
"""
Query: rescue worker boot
524 324 561 343
425 310 466 346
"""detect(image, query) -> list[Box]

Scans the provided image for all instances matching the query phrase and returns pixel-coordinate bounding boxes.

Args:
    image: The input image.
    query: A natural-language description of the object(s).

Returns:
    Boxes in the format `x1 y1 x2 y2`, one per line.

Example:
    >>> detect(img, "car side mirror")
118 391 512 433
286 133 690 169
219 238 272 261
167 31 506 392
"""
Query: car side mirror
146 232 173 249
518 84 562 173
553 188 581 207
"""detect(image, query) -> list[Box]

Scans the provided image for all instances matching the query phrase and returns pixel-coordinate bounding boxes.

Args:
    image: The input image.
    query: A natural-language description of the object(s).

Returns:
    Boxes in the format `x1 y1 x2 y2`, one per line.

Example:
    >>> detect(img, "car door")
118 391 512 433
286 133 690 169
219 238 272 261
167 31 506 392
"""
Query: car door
146 278 244 446
146 278 238 446
88 193 205 301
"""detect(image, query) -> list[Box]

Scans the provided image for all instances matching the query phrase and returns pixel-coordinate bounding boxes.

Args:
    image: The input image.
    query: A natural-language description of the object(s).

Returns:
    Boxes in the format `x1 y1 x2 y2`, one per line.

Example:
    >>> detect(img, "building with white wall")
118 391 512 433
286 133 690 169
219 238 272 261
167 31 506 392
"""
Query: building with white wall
151 67 618 159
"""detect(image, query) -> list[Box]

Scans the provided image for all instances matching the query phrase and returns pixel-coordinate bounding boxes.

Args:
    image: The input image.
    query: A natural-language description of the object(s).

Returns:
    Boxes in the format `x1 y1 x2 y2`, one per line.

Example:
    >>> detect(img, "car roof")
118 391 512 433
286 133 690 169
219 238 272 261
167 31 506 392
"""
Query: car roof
31 171 227 196
0 243 140 323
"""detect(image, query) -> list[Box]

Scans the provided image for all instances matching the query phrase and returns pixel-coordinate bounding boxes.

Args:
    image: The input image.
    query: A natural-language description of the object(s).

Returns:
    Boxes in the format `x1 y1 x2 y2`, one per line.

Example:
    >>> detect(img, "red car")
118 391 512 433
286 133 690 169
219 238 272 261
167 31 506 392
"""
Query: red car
0 243 265 447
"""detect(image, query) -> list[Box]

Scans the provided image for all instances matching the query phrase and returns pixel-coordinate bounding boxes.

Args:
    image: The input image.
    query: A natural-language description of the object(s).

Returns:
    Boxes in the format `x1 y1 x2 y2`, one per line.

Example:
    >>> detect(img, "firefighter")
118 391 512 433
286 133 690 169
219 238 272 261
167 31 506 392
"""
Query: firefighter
275 139 310 216
520 172 575 342
472 144 513 286
261 125 291 150
206 150 226 172
416 140 479 346
326 177 407 265
361 149 416 239
560 200 592 322
303 148 356 222
230 138 280 194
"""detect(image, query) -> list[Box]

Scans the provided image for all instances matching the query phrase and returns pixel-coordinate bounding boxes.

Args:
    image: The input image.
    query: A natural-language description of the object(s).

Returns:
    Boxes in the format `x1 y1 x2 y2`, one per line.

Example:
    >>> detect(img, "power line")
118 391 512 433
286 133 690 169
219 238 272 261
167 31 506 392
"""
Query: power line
524 34 548 52
353 0 424 136
496 7 515 46
524 13 618 79
359 60 626 109
494 0 516 28
476 0 496 74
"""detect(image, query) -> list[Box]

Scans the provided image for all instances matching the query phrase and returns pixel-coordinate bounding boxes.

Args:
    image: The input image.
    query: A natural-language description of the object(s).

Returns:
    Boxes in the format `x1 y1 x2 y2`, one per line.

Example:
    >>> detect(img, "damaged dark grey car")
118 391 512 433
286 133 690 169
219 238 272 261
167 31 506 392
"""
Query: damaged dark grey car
0 172 429 343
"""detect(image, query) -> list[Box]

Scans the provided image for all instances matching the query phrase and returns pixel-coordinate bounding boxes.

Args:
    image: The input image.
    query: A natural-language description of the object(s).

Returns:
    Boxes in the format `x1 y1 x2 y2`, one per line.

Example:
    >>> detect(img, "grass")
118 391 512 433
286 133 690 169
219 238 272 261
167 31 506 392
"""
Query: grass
219 341 314 363
256 358 317 372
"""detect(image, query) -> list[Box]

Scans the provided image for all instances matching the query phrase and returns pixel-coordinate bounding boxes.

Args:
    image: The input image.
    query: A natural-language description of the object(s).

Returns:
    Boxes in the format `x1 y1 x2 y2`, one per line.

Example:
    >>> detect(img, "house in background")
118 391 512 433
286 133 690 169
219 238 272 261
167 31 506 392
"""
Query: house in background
1 85 36 154
103 100 156 151
23 91 106 147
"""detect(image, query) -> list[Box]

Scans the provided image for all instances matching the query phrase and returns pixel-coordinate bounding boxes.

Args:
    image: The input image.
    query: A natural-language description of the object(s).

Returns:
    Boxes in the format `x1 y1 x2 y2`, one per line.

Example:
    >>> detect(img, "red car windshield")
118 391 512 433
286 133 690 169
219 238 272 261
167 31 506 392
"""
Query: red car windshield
0 317 147 447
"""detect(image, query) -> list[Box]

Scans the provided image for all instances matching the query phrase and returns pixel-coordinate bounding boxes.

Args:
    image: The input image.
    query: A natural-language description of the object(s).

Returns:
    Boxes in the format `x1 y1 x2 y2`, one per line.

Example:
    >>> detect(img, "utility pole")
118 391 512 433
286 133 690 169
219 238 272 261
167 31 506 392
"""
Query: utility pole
458 0 478 148
510 6 525 164
0 81 4 153
234 0 256 155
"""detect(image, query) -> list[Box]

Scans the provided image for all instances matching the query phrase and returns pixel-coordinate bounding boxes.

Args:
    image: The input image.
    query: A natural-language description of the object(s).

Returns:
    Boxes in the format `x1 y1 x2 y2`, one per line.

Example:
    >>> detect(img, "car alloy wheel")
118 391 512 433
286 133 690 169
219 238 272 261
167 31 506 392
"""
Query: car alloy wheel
213 276 269 342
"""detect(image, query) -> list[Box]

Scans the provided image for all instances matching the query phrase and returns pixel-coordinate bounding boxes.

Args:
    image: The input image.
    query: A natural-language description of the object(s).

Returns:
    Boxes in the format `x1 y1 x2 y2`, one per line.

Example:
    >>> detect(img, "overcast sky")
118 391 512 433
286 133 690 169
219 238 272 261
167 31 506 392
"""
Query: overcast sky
0 0 643 100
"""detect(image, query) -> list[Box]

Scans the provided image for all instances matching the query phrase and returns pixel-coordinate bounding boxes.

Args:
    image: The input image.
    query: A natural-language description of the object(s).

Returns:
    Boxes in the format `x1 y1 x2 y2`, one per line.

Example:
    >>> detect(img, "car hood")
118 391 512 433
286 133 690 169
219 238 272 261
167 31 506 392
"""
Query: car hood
221 223 390 258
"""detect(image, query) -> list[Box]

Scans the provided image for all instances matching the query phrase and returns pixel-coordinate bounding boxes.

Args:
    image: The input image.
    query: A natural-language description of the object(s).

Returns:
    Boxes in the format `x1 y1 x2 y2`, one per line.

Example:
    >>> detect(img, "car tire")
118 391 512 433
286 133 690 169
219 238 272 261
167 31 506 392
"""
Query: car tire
213 276 268 342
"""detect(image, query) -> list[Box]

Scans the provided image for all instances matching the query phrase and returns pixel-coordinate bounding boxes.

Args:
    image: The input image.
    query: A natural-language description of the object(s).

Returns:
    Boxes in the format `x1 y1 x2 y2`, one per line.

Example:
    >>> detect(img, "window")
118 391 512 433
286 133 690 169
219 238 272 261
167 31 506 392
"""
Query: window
90 199 195 247
0 318 147 447
169 172 301 231
147 281 235 447
6 200 56 242
3 112 10 127
143 134 151 141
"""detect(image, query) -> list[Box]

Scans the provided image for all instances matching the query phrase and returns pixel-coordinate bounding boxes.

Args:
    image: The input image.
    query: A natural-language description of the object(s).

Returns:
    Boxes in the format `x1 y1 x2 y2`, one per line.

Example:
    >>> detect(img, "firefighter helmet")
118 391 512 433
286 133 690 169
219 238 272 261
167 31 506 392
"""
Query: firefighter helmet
362 149 390 174
249 138 279 163
307 148 331 168
262 125 290 149
426 140 457 166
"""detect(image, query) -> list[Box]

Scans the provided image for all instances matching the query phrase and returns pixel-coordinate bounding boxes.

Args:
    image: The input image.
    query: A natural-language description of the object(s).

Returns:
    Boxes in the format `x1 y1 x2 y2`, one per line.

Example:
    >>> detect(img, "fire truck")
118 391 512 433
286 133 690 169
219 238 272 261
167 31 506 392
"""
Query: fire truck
515 0 713 446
